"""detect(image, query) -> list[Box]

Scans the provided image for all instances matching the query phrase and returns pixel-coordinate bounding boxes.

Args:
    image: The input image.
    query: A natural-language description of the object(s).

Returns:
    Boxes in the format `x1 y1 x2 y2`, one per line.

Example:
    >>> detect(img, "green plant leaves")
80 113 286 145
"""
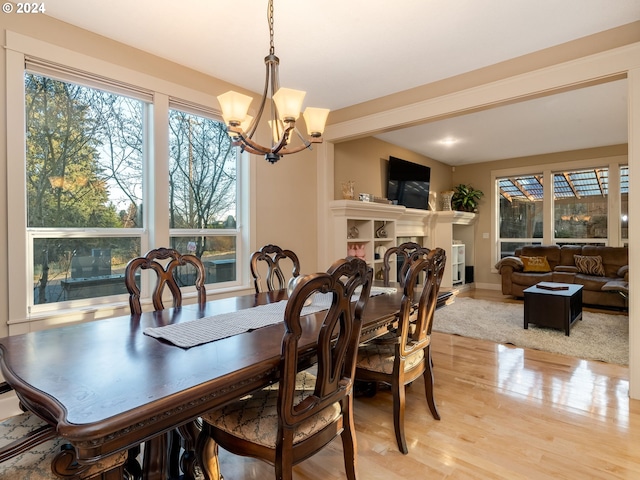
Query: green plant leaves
451 184 484 212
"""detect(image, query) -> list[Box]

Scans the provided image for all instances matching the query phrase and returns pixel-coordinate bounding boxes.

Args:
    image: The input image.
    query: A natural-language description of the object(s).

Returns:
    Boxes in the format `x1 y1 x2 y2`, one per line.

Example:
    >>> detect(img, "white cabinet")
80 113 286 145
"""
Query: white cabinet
330 200 423 284
343 217 397 281
451 244 465 286
431 211 476 289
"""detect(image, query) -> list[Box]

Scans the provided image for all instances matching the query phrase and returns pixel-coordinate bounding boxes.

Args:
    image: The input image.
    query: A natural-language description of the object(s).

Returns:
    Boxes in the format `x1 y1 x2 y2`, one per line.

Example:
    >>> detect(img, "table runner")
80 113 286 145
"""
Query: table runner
143 286 396 348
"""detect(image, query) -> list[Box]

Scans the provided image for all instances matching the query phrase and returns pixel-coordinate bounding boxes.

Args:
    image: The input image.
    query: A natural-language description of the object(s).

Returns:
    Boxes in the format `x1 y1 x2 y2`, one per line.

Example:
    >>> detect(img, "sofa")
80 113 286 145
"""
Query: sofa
495 245 628 309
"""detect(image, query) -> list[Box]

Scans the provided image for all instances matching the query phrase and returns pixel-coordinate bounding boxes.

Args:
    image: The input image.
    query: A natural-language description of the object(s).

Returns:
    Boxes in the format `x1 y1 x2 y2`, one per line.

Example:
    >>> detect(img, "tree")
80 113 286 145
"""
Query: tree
26 74 121 228
168 111 237 257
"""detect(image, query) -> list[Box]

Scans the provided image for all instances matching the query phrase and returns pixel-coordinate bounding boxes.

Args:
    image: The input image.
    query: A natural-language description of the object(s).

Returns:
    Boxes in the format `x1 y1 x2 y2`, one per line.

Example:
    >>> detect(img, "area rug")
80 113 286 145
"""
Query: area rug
433 296 629 365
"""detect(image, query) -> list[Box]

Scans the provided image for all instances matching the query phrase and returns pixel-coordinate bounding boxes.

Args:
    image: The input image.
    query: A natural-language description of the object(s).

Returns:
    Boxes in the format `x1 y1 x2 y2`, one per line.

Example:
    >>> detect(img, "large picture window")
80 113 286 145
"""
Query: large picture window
553 168 608 243
495 163 627 262
17 63 245 315
168 109 238 285
26 73 146 305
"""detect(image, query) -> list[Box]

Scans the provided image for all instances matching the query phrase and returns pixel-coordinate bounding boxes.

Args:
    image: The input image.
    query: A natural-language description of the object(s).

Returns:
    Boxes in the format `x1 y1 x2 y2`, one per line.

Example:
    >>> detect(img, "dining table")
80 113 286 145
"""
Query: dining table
0 284 405 480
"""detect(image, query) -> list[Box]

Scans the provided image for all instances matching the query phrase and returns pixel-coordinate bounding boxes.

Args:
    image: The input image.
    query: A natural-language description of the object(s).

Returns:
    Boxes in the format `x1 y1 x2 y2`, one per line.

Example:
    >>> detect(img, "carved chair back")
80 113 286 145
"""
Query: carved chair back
397 247 447 356
125 247 206 315
355 247 446 454
382 241 430 287
197 257 372 479
250 244 301 293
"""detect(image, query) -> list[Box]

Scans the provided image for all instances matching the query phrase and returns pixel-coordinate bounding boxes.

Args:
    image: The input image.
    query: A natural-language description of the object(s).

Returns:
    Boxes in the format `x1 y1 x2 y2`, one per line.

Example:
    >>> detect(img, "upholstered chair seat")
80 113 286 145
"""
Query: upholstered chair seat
356 342 426 375
202 372 340 449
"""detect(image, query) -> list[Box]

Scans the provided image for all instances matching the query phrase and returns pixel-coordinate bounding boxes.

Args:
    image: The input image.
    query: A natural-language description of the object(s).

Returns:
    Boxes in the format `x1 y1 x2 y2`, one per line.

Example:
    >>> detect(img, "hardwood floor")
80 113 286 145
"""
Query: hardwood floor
215 289 639 479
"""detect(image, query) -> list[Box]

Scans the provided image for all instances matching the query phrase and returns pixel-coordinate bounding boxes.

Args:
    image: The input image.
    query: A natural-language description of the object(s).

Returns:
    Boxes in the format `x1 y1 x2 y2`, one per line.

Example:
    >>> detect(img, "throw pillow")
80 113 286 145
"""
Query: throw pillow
574 254 606 276
520 256 551 273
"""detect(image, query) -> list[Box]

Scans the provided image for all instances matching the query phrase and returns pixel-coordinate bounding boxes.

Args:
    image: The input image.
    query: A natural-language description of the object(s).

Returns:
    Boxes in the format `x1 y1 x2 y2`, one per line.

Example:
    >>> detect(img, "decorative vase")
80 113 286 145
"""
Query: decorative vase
441 191 455 211
376 221 388 238
342 181 355 200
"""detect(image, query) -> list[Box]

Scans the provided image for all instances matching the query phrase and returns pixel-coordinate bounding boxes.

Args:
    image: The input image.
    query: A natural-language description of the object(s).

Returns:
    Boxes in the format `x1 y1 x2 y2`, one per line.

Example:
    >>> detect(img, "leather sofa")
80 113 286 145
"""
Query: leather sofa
495 245 628 309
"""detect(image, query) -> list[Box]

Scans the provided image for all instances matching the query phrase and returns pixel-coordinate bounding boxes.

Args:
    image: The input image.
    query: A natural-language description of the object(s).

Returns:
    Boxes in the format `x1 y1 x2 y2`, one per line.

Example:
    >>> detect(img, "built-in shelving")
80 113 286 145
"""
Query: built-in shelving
451 243 465 285
329 200 476 289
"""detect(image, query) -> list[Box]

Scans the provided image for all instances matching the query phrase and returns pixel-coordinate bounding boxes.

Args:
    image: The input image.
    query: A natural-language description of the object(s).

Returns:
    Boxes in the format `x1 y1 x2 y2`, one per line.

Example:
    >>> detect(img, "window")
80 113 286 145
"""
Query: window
26 73 145 305
553 168 608 243
494 162 627 263
7 45 247 321
168 109 238 285
497 174 543 258
621 165 629 243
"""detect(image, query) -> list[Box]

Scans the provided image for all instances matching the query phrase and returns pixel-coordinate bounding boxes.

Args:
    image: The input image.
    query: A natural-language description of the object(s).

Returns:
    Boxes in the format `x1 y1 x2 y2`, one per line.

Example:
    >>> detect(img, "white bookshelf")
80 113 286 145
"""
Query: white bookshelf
451 243 465 285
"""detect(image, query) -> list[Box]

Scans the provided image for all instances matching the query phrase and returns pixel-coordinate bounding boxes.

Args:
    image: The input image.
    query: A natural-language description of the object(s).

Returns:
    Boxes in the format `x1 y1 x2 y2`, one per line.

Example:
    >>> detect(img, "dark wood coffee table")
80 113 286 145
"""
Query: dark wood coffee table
523 282 583 336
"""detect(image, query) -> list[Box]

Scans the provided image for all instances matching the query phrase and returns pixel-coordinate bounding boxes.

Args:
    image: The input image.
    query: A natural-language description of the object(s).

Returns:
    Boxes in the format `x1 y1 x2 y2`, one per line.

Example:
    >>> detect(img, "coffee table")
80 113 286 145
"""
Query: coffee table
523 282 583 336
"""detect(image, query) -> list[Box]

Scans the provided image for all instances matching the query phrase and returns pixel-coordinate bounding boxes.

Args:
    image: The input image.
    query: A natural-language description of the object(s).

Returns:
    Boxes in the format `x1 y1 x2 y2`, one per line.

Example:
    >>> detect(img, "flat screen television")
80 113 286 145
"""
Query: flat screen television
386 156 431 210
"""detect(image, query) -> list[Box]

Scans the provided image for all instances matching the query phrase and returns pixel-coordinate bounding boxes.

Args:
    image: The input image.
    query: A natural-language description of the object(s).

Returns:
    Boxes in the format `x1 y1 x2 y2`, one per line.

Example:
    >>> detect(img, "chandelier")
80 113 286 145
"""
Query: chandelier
217 0 330 164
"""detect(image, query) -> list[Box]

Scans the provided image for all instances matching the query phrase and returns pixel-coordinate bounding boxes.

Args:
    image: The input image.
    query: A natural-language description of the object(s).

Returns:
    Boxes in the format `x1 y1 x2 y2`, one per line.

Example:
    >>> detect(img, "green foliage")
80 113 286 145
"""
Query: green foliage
25 74 122 228
451 184 484 212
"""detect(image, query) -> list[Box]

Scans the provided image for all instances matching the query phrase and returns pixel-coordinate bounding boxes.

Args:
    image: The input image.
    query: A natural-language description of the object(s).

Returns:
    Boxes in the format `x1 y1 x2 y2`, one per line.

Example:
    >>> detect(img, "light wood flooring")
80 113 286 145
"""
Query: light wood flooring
215 289 639 479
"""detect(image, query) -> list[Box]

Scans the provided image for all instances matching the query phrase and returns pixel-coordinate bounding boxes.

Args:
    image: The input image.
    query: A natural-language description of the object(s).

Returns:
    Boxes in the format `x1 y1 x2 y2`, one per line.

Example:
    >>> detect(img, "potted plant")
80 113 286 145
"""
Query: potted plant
451 184 484 212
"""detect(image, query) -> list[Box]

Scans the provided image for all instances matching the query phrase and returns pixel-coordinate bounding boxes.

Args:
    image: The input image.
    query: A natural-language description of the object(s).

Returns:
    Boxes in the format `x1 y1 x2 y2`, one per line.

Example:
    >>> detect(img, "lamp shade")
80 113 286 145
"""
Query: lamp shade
268 119 286 143
303 107 330 136
217 91 253 125
272 87 306 121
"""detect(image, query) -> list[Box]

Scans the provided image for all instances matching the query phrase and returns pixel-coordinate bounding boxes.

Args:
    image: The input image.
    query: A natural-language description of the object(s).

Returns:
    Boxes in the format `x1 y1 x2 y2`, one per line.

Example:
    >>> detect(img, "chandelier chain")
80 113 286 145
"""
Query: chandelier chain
268 0 275 55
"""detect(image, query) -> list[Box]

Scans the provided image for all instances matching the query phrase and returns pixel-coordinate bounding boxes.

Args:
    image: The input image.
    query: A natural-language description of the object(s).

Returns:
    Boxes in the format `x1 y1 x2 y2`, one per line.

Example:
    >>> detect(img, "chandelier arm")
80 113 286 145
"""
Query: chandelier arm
235 143 269 156
246 62 273 139
292 127 312 148
232 130 283 156
277 142 319 156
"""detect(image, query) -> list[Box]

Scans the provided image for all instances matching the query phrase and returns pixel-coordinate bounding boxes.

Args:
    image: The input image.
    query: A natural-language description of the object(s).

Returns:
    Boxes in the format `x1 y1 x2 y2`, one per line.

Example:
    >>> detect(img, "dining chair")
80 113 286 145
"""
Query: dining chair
382 241 430 287
250 244 301 293
124 247 207 479
355 247 446 454
124 247 207 315
196 257 373 480
0 382 129 479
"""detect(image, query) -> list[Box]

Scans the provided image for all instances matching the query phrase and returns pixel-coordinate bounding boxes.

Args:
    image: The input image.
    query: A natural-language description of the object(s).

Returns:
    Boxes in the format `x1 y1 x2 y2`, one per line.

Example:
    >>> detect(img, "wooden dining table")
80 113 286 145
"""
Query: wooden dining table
0 285 404 480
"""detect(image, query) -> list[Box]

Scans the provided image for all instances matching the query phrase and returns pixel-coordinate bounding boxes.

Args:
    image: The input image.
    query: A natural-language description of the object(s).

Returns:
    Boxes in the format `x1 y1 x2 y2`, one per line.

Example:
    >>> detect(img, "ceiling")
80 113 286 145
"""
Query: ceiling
42 0 640 165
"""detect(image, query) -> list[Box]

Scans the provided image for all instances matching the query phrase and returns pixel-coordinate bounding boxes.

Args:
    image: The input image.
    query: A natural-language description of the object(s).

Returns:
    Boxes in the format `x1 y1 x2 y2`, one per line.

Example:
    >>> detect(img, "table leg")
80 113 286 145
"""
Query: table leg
178 421 202 480
143 431 170 480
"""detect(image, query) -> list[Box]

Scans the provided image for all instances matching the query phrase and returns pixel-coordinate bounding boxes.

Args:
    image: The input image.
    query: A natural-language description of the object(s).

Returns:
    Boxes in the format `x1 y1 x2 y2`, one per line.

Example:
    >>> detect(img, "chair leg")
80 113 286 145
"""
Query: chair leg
274 431 294 480
340 397 358 480
195 424 222 480
392 381 408 455
424 348 441 421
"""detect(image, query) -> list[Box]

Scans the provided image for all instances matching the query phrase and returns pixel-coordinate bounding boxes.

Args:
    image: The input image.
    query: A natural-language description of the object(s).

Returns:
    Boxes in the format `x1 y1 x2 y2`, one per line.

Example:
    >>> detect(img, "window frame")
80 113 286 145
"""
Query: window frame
491 156 627 270
6 31 252 331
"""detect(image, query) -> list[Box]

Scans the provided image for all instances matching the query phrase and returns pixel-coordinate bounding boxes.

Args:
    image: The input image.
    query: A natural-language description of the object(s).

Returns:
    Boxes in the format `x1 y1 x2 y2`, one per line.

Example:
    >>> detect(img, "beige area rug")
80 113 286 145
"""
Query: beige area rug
433 296 629 365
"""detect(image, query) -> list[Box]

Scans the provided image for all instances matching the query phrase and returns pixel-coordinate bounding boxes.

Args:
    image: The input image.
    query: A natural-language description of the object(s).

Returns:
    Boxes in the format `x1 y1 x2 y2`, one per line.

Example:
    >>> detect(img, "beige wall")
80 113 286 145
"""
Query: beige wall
334 137 453 202
0 14 320 336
